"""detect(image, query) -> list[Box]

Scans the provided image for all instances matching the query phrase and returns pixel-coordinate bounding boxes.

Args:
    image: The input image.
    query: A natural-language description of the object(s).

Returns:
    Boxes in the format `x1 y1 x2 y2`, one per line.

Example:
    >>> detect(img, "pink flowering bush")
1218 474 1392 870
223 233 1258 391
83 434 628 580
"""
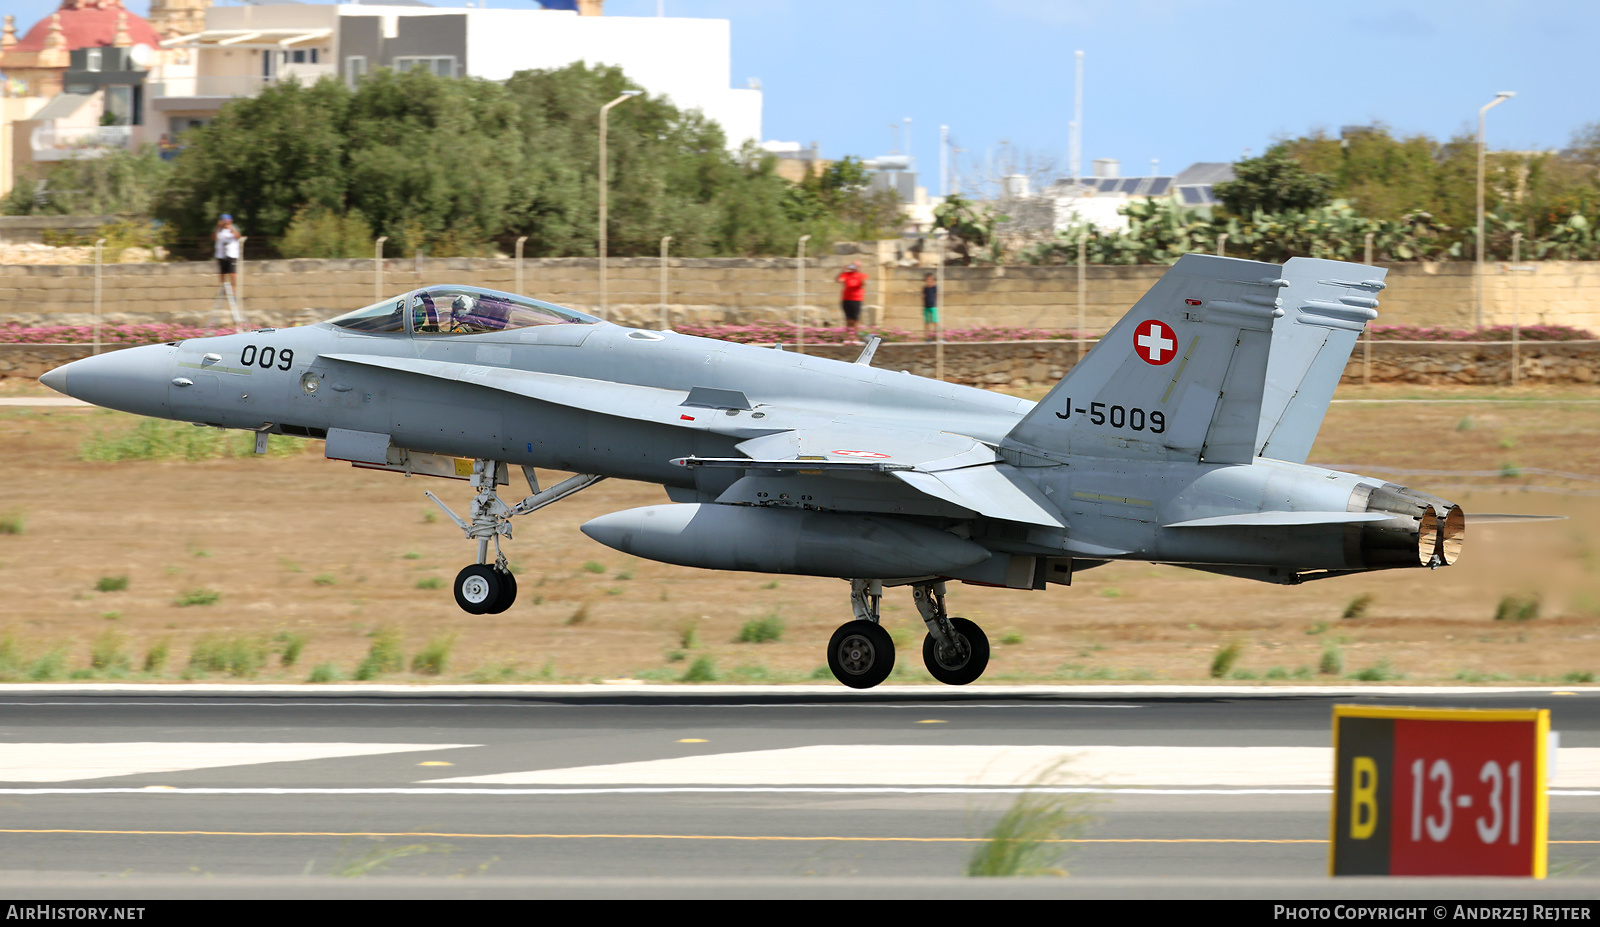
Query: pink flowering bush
0 323 239 345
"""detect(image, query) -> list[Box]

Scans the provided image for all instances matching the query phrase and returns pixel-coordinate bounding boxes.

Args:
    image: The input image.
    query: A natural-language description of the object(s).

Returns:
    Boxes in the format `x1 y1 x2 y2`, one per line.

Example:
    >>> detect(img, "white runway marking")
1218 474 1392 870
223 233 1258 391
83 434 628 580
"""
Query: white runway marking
0 787 1596 798
0 743 477 782
427 745 1600 788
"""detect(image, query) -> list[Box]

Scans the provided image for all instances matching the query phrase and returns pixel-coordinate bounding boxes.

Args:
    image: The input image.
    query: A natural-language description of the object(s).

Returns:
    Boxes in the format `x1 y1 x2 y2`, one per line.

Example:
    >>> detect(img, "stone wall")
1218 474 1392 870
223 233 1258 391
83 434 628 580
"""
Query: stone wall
7 339 1596 389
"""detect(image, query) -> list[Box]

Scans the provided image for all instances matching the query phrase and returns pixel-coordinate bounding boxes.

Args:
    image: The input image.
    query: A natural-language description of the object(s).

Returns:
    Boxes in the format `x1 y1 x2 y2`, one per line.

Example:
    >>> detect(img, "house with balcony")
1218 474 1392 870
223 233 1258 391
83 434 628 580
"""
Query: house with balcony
152 1 762 147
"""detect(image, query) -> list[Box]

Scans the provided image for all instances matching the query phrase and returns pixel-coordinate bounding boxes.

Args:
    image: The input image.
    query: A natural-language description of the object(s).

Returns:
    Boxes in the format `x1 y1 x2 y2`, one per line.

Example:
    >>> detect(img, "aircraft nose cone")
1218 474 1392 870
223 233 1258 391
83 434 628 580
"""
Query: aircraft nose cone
39 365 68 395
48 345 174 417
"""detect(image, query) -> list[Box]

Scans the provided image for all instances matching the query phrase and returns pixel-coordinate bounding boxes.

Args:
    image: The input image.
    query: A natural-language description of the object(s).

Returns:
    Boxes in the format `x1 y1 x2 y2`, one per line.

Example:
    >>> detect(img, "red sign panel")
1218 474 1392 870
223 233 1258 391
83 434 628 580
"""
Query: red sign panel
1331 706 1549 878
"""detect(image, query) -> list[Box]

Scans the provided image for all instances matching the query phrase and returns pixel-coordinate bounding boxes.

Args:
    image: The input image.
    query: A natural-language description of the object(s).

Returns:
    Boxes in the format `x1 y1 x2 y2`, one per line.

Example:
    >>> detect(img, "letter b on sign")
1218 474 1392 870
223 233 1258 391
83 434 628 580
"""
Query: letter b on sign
1351 756 1379 839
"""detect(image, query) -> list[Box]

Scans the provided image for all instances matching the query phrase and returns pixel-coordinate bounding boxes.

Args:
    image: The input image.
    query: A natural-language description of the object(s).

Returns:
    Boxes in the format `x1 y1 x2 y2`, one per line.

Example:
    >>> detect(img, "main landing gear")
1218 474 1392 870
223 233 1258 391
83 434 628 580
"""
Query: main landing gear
825 579 990 689
426 459 604 615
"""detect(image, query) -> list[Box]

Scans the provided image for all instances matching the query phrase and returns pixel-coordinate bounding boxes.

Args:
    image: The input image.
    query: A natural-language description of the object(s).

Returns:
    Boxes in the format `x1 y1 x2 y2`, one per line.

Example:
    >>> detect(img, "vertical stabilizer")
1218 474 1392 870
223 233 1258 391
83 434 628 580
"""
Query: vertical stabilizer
1003 253 1285 465
1253 258 1386 463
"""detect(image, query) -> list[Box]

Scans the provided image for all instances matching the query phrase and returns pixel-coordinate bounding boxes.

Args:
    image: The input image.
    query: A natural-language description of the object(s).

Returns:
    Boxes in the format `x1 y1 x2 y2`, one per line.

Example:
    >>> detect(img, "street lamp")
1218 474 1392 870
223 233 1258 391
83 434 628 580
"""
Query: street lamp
795 234 811 353
1476 91 1514 328
598 90 642 320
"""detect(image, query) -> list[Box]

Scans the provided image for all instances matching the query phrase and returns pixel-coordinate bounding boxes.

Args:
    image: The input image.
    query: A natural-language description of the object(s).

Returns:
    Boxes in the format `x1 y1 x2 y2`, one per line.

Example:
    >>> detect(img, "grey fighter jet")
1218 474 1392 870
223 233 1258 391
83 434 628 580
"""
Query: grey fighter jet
40 254 1515 688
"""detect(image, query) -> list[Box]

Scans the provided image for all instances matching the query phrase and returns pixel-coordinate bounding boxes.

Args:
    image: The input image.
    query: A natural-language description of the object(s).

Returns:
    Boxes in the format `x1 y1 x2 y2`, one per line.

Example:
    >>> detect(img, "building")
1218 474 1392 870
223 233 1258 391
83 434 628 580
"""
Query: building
0 0 167 194
1044 159 1236 233
151 1 761 147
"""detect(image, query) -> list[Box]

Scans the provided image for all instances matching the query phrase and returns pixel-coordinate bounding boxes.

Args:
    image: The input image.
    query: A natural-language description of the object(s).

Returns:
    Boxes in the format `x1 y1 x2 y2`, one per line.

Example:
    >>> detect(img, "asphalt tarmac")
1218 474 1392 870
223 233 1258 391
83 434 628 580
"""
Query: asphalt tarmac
0 685 1596 899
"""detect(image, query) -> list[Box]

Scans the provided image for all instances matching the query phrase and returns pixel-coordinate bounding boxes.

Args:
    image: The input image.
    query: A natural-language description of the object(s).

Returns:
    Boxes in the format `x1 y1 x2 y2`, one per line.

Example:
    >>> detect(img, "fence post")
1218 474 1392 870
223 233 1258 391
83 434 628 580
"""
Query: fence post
935 229 947 382
514 236 527 296
1077 234 1088 365
1511 232 1522 387
659 235 671 331
1363 232 1374 386
796 234 810 353
374 236 387 302
93 238 105 355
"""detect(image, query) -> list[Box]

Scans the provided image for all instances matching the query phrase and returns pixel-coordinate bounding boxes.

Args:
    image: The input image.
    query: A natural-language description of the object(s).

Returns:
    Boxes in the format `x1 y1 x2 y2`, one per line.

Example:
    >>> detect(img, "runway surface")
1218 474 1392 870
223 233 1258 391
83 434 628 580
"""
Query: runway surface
0 685 1597 898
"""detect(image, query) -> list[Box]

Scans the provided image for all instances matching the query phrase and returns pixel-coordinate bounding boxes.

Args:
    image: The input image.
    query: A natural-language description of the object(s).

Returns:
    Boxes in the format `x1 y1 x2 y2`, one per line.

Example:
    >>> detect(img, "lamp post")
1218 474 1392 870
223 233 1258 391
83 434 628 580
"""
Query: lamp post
659 234 672 331
1476 91 1515 328
598 90 642 320
93 238 105 355
795 234 811 353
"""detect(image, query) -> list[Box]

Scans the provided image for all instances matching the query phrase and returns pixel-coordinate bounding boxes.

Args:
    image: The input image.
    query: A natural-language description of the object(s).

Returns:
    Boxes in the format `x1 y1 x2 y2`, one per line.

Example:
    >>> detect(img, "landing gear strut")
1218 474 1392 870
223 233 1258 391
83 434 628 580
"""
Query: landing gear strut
427 460 603 615
823 579 990 689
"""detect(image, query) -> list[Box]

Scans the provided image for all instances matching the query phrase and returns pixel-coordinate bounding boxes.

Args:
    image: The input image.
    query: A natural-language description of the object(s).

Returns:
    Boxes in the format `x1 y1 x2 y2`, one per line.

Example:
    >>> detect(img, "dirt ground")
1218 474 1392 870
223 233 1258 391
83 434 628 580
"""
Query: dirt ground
1 378 1599 686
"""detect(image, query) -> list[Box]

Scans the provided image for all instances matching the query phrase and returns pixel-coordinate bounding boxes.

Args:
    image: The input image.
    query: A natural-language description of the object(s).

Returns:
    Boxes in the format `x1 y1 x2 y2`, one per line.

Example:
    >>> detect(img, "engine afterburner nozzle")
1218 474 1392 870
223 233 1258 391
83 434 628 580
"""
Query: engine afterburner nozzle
1419 505 1465 567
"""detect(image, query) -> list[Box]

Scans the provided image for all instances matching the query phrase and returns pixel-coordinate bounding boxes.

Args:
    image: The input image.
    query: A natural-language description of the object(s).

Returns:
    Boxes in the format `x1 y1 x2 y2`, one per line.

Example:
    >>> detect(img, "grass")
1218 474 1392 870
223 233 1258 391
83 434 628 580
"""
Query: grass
313 573 337 586
274 631 307 667
581 561 606 574
1342 594 1374 620
1494 594 1541 622
1000 630 1025 646
1455 669 1512 683
566 603 591 626
411 633 457 676
680 656 719 682
88 629 129 672
1563 670 1596 684
736 612 785 644
142 638 170 674
308 663 341 683
1209 641 1242 679
332 843 456 877
0 511 24 535
1319 643 1344 676
187 635 268 678
353 627 403 680
966 761 1095 877
678 622 699 650
415 576 443 590
79 417 306 462
174 588 220 607
1306 622 1330 635
95 575 129 593
1349 661 1402 682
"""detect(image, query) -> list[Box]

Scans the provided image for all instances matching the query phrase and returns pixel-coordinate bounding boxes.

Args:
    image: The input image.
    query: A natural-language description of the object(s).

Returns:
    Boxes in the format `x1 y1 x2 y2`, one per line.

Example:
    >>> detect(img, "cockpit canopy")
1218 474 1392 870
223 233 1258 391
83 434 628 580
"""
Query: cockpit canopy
327 286 600 335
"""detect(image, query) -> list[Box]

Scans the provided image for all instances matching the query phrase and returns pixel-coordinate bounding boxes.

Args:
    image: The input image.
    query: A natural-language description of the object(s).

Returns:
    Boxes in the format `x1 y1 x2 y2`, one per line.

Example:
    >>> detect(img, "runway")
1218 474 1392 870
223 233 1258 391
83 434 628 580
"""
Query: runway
0 685 1597 898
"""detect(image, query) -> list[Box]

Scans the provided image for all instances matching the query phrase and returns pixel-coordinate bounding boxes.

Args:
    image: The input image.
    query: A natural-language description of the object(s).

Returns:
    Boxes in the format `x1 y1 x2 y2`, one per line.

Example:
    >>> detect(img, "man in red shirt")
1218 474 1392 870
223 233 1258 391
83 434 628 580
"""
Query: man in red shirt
835 262 867 345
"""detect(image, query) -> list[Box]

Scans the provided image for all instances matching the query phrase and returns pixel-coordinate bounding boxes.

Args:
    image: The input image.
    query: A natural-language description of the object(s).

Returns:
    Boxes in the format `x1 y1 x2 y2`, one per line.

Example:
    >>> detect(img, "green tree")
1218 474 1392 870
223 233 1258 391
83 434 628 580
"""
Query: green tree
1213 152 1333 216
3 146 172 217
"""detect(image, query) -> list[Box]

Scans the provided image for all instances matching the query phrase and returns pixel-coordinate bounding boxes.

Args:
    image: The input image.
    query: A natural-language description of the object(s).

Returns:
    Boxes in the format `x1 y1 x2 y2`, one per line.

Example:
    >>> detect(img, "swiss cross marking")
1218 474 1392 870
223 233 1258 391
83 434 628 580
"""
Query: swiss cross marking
1134 320 1177 365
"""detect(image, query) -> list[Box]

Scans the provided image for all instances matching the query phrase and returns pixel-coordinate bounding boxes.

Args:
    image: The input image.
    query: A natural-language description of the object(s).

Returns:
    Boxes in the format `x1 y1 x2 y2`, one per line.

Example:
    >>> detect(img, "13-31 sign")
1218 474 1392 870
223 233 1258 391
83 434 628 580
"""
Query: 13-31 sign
1331 705 1550 877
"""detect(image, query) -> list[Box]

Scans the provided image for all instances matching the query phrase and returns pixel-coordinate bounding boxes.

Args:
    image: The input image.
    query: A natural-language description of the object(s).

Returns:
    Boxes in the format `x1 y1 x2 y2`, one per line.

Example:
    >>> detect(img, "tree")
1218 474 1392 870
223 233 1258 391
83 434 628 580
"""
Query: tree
1212 153 1333 216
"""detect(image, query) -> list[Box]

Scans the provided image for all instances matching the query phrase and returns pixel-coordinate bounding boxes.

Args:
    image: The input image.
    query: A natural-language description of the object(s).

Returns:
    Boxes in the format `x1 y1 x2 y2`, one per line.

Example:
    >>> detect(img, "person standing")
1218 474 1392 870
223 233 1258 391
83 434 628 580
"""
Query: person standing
214 214 242 292
921 272 939 342
836 261 867 345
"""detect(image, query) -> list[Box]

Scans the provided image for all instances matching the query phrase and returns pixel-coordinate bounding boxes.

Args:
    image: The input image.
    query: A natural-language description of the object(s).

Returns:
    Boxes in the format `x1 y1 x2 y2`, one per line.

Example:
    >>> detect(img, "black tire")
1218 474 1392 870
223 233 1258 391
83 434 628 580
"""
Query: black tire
922 617 990 686
827 620 895 689
485 569 517 614
453 564 502 615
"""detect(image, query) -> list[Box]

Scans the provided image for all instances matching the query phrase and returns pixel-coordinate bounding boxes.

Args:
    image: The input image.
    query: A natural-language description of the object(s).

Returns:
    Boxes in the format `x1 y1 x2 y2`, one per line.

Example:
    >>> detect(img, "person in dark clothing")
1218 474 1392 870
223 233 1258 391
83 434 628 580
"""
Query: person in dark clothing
922 272 939 342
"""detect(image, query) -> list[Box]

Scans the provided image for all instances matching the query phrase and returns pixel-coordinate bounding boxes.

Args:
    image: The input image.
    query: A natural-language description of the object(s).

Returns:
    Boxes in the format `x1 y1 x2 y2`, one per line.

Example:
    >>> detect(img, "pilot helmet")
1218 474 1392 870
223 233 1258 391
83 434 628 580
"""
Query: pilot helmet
451 294 475 318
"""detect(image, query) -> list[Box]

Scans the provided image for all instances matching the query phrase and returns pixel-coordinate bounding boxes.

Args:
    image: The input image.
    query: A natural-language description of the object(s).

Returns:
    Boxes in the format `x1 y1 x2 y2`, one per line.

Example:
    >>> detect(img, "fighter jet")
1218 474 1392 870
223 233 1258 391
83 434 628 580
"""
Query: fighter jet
40 254 1520 688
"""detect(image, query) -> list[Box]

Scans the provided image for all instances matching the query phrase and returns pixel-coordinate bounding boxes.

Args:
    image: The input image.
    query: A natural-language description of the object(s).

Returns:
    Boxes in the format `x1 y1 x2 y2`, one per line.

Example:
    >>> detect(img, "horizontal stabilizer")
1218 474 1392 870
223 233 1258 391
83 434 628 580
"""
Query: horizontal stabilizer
1163 511 1396 529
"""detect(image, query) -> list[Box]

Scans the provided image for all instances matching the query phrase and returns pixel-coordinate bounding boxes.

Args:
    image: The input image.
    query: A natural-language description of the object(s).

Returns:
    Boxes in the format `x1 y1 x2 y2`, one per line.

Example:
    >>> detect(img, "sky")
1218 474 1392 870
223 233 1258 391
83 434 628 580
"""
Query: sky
11 0 1596 192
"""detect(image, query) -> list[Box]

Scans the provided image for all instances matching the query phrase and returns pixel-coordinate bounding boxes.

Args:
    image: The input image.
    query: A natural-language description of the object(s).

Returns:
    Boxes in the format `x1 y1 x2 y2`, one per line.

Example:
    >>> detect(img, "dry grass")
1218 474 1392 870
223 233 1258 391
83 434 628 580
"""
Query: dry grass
2 385 1599 684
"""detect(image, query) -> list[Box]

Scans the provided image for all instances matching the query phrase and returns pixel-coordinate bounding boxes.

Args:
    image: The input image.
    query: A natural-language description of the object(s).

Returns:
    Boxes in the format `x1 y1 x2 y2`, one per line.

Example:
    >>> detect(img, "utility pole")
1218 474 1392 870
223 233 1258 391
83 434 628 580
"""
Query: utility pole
1476 91 1514 328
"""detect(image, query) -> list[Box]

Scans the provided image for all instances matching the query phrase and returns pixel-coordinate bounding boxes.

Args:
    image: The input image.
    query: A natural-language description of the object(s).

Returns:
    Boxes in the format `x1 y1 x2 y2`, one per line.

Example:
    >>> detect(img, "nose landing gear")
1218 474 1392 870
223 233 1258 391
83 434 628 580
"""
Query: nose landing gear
427 459 603 615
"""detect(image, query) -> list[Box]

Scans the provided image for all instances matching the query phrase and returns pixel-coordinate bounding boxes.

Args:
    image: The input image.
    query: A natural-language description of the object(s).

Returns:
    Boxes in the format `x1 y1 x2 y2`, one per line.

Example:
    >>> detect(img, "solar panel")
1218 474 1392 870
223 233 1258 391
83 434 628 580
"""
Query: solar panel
1119 178 1142 193
1098 179 1121 192
1148 178 1171 195
1179 186 1204 205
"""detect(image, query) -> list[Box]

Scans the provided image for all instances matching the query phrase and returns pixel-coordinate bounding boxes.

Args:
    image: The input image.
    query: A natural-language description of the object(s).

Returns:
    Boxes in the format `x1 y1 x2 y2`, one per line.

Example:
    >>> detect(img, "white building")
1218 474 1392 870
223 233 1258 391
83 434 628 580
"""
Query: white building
154 2 761 146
